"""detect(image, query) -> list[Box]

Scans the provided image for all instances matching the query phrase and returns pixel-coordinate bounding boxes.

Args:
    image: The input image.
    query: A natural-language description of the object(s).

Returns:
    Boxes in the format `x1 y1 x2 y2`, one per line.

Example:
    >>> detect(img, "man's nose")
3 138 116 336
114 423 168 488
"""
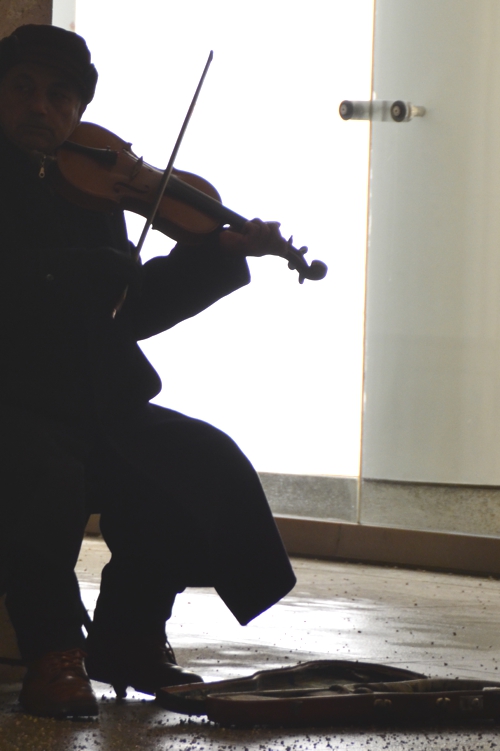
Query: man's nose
28 91 49 115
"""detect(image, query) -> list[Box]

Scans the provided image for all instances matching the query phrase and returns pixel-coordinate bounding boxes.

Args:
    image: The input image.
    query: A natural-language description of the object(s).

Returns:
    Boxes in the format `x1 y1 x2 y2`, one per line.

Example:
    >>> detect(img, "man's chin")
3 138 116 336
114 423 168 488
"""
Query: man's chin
16 129 56 154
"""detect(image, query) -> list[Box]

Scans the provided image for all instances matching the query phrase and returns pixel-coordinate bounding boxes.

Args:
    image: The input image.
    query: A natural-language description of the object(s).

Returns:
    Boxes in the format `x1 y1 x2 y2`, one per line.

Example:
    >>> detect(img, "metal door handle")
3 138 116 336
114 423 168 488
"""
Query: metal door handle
339 100 426 122
390 100 426 122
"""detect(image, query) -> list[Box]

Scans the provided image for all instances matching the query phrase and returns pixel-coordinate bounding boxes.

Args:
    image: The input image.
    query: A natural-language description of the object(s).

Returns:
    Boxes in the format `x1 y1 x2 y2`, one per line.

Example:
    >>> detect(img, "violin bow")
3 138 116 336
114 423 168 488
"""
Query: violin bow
134 51 214 258
112 52 213 317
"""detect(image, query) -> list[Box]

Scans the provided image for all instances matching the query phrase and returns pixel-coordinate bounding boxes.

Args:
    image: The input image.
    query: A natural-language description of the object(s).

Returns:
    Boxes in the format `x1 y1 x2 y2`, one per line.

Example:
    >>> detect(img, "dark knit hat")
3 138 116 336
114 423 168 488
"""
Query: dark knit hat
0 25 98 104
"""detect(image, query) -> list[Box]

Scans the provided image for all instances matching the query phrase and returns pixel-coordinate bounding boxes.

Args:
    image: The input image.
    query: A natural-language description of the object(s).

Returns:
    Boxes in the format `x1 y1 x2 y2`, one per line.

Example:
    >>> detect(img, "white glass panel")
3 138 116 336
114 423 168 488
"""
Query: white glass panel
75 0 372 477
363 0 500 486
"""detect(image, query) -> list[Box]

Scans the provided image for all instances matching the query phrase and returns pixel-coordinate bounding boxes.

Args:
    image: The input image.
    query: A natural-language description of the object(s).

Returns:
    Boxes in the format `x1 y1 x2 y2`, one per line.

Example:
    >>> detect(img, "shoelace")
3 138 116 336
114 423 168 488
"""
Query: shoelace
164 638 176 664
44 648 88 680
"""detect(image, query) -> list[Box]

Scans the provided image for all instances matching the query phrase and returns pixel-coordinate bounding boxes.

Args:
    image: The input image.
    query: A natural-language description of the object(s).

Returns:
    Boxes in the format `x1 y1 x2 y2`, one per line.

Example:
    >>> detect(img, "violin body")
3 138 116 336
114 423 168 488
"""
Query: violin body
55 122 328 282
56 122 223 244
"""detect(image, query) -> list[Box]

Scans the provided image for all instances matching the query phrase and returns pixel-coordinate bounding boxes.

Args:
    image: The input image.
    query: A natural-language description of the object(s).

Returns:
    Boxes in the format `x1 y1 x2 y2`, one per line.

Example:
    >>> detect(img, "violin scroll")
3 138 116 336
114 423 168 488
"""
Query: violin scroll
284 236 328 284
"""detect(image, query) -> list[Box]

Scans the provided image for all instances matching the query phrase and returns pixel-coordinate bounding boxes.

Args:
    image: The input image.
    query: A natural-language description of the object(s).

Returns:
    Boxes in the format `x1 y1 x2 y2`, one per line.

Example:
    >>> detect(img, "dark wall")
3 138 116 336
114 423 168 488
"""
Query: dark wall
0 0 52 37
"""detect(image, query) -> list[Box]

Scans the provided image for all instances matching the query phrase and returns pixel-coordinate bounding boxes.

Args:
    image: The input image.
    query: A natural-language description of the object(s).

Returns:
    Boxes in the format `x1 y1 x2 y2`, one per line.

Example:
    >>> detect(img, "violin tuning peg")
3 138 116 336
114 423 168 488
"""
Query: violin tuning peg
298 245 308 257
287 235 294 246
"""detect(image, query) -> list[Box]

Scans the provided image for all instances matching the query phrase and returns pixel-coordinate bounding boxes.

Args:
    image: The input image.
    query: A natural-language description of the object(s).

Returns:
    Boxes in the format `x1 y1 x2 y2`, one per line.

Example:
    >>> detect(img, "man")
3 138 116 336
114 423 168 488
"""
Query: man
0 24 296 718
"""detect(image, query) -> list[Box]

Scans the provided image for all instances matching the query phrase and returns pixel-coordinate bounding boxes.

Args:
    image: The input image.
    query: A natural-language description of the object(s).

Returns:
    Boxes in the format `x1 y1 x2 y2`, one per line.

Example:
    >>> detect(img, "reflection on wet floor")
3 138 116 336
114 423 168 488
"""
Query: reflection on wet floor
1 536 500 749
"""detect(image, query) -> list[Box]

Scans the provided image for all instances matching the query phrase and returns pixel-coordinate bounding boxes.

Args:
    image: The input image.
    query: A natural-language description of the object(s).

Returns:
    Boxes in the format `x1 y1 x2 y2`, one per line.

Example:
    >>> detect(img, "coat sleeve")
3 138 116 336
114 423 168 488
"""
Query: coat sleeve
119 234 251 341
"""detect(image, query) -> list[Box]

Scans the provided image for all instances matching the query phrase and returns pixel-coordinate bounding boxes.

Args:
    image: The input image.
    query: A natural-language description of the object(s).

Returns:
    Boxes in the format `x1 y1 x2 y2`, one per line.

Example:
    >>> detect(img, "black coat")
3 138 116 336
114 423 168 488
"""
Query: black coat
0 133 297 642
0 131 250 423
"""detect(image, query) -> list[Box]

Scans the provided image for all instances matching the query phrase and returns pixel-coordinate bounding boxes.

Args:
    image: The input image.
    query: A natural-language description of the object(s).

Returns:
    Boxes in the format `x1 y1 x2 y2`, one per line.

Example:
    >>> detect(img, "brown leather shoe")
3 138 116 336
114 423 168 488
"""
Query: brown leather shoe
85 638 203 698
19 648 98 718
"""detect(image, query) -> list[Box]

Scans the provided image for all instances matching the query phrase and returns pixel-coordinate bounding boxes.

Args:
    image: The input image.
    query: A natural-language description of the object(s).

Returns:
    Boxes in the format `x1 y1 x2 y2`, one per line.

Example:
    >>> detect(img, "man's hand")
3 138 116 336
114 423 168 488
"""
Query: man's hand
48 246 142 316
82 247 141 290
218 219 286 258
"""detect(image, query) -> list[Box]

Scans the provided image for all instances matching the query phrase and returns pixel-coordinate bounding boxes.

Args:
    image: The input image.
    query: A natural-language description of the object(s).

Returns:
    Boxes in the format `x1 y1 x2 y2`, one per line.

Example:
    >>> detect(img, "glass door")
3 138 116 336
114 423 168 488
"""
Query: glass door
361 0 500 535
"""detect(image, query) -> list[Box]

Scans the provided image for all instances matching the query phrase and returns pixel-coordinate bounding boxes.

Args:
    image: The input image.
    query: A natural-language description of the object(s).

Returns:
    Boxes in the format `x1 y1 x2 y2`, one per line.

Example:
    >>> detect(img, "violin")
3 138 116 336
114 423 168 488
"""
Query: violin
54 122 328 284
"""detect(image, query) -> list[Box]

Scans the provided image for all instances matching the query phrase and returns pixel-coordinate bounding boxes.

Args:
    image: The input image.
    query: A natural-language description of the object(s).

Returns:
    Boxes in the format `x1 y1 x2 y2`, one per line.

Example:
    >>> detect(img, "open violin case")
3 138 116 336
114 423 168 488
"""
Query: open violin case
157 660 500 727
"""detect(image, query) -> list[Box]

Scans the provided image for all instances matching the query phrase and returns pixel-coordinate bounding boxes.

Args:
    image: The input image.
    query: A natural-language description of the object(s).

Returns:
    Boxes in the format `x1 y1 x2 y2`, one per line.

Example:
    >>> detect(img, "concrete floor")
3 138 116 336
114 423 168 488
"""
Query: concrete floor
1 537 500 749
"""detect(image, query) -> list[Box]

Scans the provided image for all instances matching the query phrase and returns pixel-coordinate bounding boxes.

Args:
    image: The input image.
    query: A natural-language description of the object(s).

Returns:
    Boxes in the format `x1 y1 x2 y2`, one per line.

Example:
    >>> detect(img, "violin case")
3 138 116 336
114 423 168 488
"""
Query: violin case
156 660 500 727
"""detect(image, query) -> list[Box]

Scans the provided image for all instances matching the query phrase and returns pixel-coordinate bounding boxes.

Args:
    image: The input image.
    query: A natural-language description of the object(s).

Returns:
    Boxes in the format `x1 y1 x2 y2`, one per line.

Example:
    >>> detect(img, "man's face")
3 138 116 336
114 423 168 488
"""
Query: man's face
0 61 84 154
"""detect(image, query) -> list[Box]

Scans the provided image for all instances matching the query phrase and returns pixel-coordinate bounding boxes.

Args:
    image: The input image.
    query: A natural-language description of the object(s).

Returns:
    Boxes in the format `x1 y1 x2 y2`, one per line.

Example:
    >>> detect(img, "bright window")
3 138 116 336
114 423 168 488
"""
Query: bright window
74 0 373 477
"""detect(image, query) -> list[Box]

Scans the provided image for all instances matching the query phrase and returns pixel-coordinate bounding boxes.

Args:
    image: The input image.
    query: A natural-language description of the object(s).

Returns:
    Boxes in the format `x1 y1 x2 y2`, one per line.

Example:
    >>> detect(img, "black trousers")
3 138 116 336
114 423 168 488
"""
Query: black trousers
0 403 296 661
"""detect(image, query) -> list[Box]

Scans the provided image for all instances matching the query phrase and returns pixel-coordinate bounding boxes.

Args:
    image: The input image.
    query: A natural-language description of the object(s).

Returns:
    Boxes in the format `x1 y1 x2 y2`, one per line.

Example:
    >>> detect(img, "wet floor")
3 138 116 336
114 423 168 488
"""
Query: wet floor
1 536 500 749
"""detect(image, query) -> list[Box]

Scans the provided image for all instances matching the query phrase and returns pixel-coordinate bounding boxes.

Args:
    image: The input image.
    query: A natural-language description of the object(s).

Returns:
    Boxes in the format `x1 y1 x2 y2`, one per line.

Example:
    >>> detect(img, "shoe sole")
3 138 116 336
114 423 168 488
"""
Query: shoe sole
19 696 99 718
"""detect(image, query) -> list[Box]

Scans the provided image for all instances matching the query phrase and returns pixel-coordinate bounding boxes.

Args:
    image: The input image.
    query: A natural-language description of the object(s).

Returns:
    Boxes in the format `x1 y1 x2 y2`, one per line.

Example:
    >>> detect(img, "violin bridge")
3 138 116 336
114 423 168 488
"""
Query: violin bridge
130 156 144 180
